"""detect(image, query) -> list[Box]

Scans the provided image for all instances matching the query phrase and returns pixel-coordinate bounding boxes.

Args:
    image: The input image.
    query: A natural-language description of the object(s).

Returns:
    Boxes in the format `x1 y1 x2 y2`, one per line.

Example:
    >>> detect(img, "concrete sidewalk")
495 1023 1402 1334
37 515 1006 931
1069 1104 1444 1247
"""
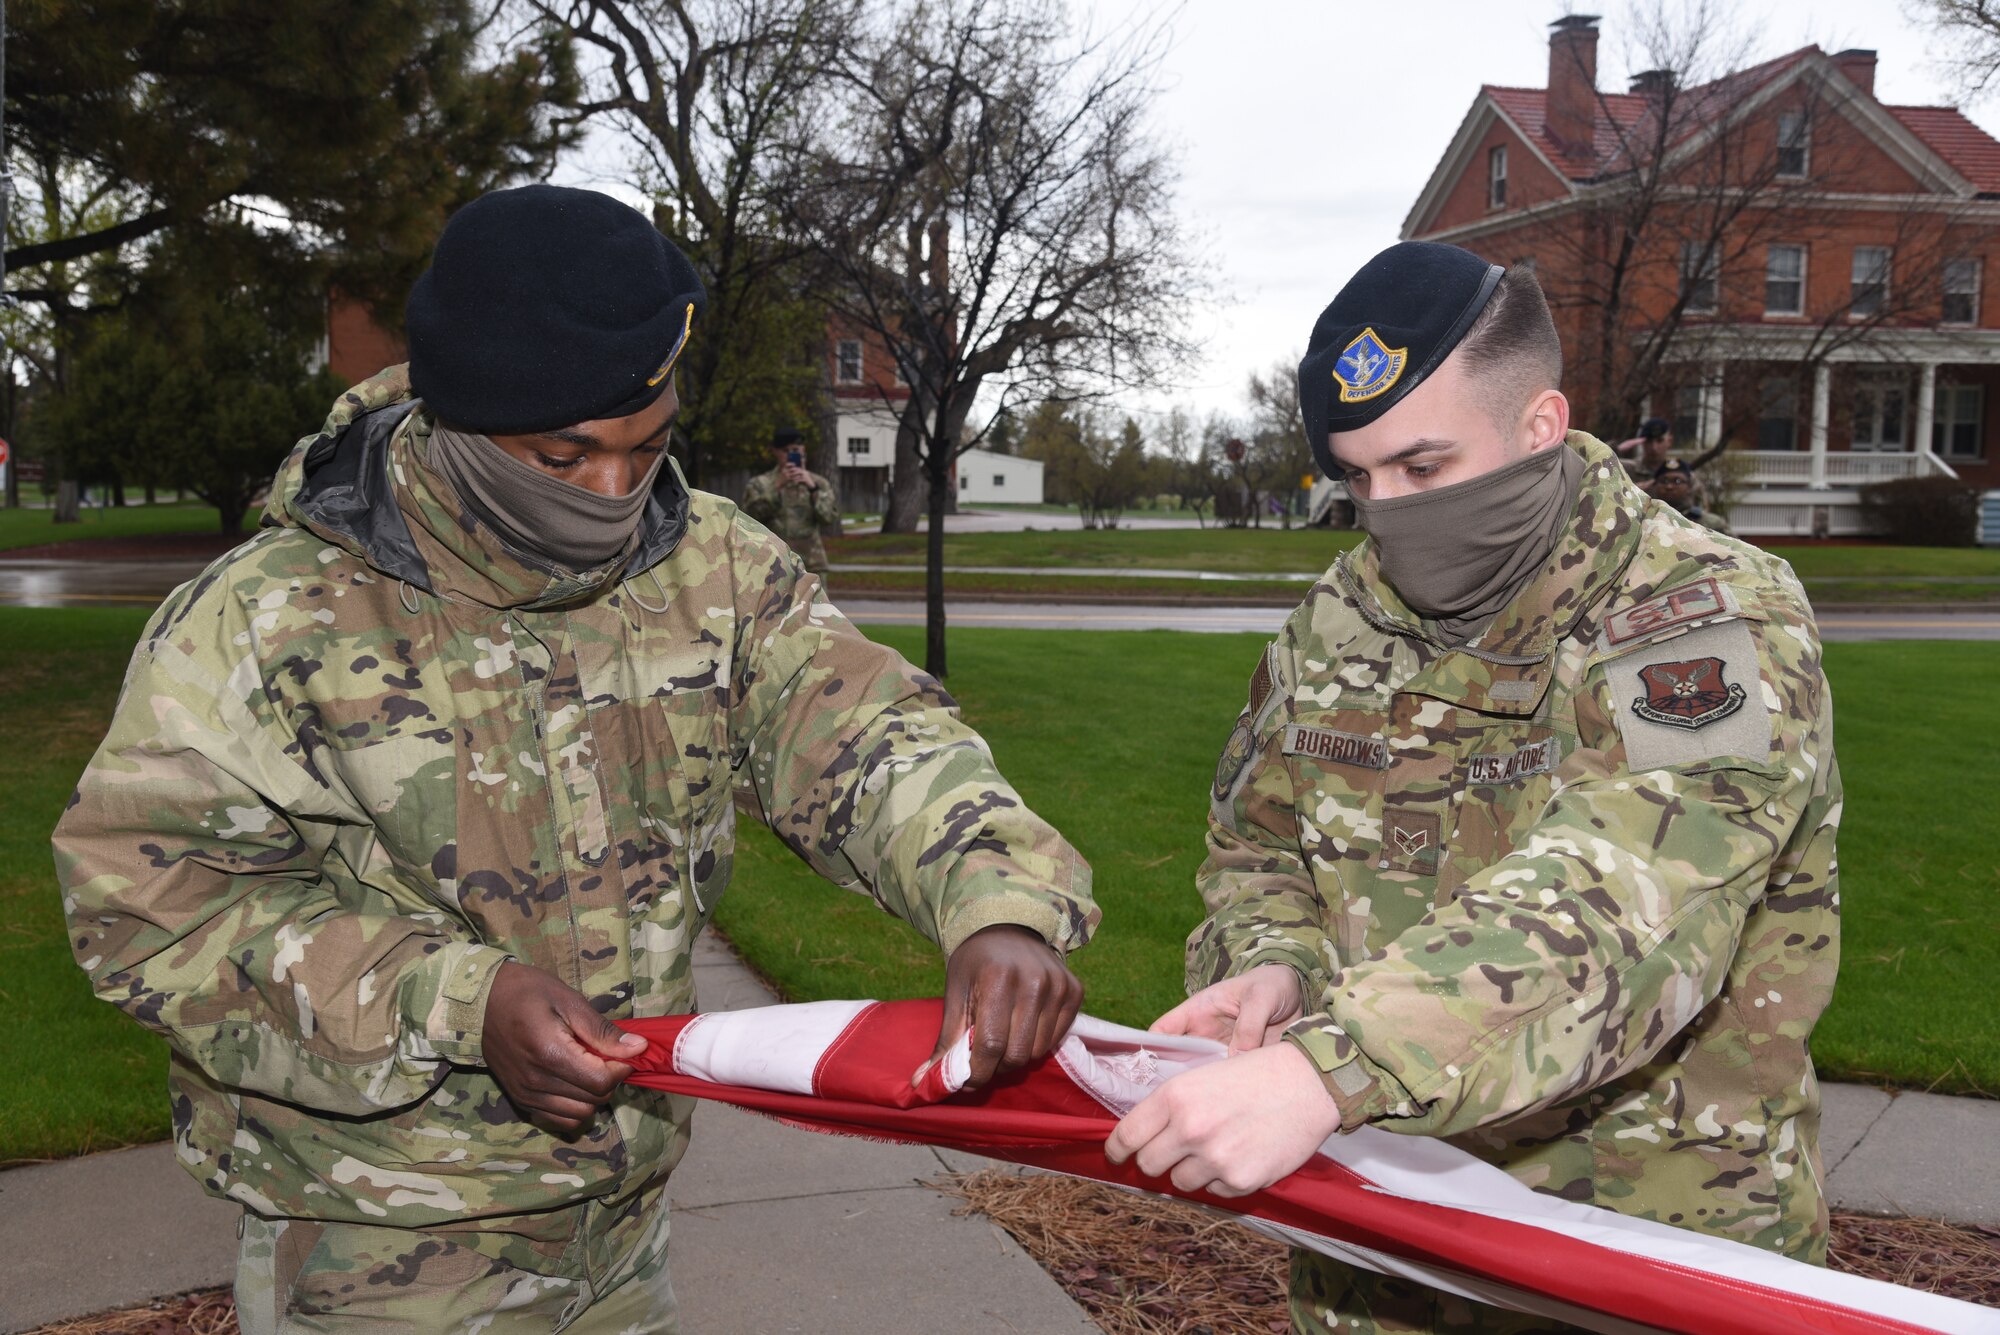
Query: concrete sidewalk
4 931 1997 1332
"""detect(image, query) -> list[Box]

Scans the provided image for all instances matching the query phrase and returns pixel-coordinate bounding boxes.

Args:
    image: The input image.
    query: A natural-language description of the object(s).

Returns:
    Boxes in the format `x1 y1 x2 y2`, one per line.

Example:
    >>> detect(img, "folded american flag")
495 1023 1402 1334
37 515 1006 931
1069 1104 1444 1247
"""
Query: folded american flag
620 999 1997 1335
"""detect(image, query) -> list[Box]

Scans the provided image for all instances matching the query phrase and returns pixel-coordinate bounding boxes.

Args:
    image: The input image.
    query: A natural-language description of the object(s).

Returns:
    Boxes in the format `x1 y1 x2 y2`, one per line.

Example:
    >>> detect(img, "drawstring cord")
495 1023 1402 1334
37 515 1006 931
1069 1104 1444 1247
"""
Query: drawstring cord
398 580 421 615
624 566 670 616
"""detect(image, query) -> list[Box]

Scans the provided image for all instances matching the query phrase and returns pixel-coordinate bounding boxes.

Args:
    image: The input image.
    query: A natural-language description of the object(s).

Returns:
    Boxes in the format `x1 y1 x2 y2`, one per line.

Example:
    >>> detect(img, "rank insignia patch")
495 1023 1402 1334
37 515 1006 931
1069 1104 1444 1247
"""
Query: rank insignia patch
1380 806 1442 876
1331 327 1408 404
1632 657 1746 730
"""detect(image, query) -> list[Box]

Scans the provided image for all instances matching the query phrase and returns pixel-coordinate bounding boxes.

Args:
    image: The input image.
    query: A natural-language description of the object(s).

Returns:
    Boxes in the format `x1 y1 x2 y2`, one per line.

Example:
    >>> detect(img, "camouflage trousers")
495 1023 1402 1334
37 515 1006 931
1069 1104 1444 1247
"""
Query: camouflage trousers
234 1187 676 1334
1291 1253 1581 1335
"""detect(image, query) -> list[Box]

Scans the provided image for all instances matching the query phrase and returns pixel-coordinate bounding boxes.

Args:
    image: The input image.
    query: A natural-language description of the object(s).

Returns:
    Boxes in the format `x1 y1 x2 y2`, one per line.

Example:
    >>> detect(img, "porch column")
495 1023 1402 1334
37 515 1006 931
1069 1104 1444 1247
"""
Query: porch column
1915 361 1938 461
1699 363 1725 451
1809 362 1831 490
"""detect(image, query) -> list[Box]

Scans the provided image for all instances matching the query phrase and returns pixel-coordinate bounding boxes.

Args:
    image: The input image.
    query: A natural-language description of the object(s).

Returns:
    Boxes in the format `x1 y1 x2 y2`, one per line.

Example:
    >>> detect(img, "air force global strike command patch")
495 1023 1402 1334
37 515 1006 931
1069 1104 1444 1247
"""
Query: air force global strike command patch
1633 657 1745 730
1331 328 1408 404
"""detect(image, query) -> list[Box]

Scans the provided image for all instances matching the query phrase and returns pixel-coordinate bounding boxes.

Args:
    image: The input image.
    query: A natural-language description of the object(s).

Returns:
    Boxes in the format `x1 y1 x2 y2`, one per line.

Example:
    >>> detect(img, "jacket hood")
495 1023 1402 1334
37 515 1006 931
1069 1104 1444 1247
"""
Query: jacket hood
264 365 691 611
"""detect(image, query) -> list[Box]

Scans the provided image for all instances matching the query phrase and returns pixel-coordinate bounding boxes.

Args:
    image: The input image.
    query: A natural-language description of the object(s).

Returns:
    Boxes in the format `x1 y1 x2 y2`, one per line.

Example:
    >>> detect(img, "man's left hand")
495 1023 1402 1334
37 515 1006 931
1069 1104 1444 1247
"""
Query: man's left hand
1104 1041 1341 1197
927 924 1083 1089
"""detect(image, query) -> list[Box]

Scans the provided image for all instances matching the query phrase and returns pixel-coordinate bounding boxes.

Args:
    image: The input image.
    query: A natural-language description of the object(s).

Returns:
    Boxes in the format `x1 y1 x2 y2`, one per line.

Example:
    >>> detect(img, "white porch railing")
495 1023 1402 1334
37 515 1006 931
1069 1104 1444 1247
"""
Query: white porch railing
1735 451 1960 486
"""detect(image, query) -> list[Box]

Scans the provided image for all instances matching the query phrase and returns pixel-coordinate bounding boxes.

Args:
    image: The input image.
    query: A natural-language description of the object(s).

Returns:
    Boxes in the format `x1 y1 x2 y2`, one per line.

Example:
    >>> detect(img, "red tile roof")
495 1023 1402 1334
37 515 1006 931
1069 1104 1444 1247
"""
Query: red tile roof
1886 105 2000 193
1481 47 2000 194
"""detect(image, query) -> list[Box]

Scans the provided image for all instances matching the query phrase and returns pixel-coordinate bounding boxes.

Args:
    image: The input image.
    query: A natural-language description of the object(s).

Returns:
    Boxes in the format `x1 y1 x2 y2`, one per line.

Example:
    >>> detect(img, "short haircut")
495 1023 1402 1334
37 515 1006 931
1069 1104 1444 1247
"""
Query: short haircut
1452 265 1563 432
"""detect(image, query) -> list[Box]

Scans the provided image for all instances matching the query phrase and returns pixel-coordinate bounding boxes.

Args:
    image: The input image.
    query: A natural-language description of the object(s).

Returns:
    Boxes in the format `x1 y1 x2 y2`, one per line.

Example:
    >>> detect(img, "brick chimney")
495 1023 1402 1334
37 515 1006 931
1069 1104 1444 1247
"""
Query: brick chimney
1834 48 1877 96
1546 15 1601 160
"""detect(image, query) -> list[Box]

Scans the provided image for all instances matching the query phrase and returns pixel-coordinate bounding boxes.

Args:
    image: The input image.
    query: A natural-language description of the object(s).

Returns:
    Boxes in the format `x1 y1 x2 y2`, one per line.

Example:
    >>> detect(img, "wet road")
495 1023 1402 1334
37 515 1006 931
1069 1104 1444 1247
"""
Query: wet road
4 559 1996 642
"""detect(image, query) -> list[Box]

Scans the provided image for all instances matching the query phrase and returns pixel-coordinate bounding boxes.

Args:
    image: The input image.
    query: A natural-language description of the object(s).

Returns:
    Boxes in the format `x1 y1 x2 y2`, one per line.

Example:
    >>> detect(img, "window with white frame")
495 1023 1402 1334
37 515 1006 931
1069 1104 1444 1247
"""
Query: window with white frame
1850 246 1891 319
1933 384 1984 458
1765 244 1806 316
1681 241 1719 314
1758 376 1799 451
1488 145 1508 209
1850 378 1908 451
835 339 863 384
1776 110 1809 178
846 436 872 457
1943 257 1981 325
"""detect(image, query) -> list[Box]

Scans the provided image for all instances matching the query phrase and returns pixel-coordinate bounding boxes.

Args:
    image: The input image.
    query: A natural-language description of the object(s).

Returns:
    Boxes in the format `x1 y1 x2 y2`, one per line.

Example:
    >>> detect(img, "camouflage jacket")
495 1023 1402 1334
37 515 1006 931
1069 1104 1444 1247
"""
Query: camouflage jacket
53 367 1095 1273
741 466 840 572
1192 433 1839 1262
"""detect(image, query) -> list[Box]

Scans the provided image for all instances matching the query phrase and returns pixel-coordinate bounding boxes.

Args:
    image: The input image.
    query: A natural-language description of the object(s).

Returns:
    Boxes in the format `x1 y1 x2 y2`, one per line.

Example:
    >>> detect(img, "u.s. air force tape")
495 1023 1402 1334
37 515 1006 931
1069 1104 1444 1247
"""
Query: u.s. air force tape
1282 725 1389 770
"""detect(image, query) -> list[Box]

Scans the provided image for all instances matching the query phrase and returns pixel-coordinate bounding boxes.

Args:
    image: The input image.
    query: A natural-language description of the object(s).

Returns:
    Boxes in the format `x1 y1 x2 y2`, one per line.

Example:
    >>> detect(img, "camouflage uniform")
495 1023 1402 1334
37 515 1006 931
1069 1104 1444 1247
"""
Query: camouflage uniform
740 465 840 573
1192 434 1839 1335
53 366 1096 1331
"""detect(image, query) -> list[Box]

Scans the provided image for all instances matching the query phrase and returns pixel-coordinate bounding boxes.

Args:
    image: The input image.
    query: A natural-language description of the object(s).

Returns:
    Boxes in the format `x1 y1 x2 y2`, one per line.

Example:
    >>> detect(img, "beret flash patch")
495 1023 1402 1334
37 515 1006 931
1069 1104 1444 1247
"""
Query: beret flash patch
1332 327 1408 403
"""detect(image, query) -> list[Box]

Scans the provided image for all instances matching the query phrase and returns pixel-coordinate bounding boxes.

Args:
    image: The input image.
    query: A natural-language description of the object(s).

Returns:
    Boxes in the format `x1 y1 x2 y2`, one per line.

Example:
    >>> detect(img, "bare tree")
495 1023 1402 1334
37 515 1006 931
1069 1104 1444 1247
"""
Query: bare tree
1908 0 2000 103
520 0 859 483
1246 355 1312 529
785 0 1200 675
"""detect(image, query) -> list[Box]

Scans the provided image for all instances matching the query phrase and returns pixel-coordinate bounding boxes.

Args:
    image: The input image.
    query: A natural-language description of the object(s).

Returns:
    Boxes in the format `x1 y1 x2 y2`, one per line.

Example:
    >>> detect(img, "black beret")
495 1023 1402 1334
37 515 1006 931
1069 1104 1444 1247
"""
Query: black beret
771 428 803 448
1653 459 1695 480
1640 416 1673 439
1296 241 1504 477
406 184 707 434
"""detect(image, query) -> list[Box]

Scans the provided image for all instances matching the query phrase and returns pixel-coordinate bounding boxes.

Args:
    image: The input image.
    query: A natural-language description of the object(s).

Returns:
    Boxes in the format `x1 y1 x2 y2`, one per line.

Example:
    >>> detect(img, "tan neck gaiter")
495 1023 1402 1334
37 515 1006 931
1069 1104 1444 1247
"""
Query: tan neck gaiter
1349 443 1586 645
428 424 663 573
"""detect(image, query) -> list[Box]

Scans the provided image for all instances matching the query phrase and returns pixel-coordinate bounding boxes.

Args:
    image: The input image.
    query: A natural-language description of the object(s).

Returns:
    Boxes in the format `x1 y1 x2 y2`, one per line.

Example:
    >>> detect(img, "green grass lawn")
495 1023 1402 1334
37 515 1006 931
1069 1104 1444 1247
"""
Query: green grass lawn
0 500 242 552
0 611 1992 1165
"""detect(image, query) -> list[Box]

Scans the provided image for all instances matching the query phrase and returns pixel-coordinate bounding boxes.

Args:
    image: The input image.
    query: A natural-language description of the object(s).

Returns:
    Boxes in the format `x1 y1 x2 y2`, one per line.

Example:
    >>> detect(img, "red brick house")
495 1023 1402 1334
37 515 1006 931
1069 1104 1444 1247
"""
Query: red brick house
1403 15 2000 535
826 311 912 508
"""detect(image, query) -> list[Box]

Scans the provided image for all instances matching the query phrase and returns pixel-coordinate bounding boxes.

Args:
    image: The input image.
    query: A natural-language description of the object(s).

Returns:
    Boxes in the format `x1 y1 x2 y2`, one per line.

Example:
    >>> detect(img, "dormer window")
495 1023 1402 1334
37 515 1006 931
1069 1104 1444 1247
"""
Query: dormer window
1776 111 1809 178
1488 145 1508 209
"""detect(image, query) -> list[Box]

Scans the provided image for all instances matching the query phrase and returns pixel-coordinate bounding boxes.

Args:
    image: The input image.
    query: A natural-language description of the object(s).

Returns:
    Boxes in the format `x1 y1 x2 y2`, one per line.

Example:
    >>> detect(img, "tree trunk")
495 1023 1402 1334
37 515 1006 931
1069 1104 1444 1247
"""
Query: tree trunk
925 452 950 678
219 496 248 536
54 478 81 523
144 481 157 505
109 467 127 507
882 418 925 533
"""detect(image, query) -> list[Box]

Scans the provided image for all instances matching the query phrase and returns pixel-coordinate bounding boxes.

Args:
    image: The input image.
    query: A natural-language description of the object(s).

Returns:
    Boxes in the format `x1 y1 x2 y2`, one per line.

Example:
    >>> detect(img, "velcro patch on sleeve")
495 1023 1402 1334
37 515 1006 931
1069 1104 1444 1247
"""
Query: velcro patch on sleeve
1600 577 1740 651
1604 618 1772 771
1283 725 1388 770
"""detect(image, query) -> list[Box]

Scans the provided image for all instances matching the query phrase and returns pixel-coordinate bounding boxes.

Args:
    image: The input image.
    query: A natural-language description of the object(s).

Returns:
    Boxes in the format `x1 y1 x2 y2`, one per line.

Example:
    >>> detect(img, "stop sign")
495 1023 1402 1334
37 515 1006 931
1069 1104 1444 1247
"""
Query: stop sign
0 438 10 467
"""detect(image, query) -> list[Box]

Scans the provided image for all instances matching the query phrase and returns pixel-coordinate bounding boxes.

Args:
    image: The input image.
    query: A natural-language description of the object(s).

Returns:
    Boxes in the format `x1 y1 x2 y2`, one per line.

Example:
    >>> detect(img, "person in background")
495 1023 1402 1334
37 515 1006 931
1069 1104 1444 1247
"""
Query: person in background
742 427 841 573
1617 416 1674 484
1652 458 1733 534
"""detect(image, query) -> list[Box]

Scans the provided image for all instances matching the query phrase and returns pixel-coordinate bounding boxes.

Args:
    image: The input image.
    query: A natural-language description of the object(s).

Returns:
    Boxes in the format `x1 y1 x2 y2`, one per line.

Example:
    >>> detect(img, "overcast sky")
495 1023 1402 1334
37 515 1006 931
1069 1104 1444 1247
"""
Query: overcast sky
1086 0 1998 423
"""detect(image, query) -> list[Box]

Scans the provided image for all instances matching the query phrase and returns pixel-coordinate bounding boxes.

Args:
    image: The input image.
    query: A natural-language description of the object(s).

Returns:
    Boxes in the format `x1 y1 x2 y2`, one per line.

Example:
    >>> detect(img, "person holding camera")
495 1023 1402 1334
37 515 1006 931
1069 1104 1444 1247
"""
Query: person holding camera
743 427 841 573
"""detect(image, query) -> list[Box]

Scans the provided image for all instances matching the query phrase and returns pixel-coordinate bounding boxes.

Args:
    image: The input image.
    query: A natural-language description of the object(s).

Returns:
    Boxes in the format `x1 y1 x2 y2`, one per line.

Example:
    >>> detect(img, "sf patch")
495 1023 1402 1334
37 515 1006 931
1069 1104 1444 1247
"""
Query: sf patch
1602 618 1771 772
1632 657 1745 730
1331 327 1408 403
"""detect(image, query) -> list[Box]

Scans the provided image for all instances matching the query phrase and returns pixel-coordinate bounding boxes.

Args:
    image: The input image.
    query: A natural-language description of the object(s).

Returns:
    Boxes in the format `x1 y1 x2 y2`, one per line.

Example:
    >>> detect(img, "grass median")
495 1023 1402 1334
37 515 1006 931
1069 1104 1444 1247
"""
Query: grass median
0 501 242 553
0 609 1991 1165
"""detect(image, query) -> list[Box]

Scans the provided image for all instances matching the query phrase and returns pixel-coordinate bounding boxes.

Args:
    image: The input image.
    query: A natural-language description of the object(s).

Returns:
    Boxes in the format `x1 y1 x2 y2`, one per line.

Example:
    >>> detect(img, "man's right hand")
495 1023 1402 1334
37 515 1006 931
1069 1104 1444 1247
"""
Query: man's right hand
1150 964 1305 1055
482 962 647 1137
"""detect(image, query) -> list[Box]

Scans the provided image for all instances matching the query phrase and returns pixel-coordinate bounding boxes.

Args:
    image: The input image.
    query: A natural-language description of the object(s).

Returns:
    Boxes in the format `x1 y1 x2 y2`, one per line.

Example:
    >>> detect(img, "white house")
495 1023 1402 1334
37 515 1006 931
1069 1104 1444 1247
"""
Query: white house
833 402 900 511
957 449 1045 505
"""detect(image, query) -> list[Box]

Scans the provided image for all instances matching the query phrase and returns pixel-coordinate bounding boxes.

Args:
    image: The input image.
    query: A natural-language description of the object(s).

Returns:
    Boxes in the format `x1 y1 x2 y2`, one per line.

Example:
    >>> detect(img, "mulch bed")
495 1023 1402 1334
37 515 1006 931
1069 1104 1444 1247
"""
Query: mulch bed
935 1169 2000 1335
2 533 246 562
28 1174 2000 1335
